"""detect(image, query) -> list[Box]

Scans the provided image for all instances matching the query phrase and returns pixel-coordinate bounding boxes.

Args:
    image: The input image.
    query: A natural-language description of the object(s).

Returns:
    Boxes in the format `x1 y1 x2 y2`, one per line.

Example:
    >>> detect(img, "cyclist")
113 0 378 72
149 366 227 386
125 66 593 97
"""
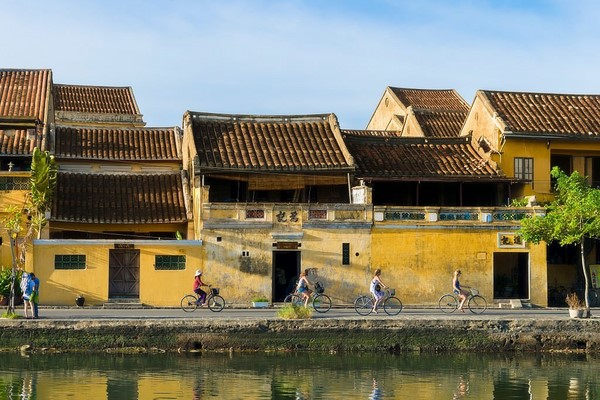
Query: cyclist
370 269 387 313
193 269 209 306
453 269 469 312
296 270 312 307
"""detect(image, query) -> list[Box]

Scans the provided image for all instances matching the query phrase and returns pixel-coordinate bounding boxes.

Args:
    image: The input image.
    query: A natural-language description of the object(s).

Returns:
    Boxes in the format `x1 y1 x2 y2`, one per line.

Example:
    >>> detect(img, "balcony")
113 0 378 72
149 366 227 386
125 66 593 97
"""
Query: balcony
373 206 544 226
201 203 372 229
201 203 544 229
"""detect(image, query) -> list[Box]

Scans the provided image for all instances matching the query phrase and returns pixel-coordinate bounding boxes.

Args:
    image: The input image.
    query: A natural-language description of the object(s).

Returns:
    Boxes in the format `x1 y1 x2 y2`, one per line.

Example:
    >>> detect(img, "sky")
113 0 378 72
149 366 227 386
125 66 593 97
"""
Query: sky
3 0 600 129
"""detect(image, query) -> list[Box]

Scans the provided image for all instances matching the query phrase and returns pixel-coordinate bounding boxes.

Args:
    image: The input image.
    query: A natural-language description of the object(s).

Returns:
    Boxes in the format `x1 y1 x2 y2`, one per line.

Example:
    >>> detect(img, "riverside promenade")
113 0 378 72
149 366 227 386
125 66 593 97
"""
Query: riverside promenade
1 307 600 353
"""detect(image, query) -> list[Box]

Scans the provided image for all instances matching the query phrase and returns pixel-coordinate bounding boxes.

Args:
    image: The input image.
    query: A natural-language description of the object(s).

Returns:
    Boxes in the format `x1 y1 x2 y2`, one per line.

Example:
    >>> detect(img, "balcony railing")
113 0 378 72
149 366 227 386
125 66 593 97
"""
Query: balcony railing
201 203 544 228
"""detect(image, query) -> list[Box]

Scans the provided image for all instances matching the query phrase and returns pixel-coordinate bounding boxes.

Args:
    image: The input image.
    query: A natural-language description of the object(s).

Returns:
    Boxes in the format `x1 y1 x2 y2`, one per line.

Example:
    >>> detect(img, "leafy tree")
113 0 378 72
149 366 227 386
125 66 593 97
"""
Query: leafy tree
519 167 600 316
1 148 57 315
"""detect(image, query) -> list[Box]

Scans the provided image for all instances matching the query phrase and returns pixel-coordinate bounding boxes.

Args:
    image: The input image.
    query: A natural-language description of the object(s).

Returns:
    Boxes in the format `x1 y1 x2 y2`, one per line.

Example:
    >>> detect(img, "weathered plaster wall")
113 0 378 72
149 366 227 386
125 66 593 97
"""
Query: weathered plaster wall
32 240 203 307
372 226 548 306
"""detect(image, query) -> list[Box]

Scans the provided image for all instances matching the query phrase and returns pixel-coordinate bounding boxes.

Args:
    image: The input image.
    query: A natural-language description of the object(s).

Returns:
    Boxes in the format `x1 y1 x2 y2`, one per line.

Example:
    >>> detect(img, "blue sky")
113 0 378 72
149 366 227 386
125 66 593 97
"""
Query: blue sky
3 0 600 128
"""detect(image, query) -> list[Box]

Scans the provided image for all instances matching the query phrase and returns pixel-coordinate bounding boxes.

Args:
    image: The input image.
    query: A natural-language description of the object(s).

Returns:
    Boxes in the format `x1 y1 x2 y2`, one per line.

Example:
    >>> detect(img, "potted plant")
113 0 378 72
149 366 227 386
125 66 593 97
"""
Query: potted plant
75 294 85 307
566 292 585 318
251 296 270 308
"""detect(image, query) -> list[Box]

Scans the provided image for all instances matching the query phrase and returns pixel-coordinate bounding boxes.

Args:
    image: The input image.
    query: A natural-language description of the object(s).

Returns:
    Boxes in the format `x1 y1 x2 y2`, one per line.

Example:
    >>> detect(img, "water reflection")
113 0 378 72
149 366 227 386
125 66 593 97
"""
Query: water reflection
1 352 600 399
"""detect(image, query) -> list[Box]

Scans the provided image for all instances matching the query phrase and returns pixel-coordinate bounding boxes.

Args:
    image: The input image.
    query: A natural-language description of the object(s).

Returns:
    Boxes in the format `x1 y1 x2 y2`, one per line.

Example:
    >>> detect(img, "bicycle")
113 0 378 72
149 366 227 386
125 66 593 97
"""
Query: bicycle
180 287 225 312
353 288 403 316
438 288 487 314
284 281 332 313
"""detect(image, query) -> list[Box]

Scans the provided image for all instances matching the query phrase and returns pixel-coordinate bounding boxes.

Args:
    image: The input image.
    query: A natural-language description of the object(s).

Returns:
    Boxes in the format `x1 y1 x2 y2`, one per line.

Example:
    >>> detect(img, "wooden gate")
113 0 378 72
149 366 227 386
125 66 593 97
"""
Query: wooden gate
109 249 140 298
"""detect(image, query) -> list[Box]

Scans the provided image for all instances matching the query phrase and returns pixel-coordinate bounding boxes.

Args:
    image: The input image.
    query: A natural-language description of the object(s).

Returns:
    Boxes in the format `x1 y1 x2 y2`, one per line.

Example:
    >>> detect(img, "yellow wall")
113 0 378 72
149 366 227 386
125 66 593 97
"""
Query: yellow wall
32 240 202 306
366 88 406 131
0 186 29 268
372 226 548 306
201 226 371 303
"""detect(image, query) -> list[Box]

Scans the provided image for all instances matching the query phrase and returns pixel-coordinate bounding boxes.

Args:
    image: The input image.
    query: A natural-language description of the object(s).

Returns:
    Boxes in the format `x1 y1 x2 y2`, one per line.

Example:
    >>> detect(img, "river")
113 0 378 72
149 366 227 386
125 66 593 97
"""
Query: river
1 351 599 399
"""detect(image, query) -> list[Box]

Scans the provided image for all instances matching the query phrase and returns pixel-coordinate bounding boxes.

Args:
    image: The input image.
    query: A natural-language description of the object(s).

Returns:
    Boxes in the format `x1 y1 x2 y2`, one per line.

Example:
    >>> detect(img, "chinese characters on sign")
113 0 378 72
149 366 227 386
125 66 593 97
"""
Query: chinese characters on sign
497 232 525 248
276 210 299 223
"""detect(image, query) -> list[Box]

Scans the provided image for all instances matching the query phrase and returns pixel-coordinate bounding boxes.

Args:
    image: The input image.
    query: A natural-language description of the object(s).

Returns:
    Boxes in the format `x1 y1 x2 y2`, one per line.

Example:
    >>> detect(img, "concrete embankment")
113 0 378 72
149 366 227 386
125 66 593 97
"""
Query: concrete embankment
2 318 600 353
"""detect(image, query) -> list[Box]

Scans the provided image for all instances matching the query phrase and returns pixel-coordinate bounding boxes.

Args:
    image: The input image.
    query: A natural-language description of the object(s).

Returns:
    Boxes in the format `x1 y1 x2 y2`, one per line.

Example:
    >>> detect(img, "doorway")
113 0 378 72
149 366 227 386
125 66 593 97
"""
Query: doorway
109 249 140 298
272 251 301 302
493 252 529 299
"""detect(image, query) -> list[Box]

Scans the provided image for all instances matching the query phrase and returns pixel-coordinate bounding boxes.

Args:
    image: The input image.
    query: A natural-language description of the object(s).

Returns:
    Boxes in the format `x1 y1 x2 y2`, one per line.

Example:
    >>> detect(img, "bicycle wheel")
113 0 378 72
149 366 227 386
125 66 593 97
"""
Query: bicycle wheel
284 293 303 306
313 294 332 313
383 296 403 316
207 295 225 312
354 295 373 316
438 294 458 313
468 295 487 314
180 295 198 312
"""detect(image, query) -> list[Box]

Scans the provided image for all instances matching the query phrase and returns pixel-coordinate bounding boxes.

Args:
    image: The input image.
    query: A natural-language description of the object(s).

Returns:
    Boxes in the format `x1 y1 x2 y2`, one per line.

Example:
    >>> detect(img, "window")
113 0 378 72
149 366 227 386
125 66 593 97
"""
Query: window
342 243 350 265
155 255 186 270
514 158 533 181
55 255 86 270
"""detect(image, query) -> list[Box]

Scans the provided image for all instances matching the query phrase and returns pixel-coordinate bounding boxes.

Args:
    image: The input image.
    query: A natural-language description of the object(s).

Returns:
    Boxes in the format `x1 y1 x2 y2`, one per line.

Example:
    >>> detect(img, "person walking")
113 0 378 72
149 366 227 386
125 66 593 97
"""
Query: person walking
30 273 40 319
370 269 386 313
453 270 469 312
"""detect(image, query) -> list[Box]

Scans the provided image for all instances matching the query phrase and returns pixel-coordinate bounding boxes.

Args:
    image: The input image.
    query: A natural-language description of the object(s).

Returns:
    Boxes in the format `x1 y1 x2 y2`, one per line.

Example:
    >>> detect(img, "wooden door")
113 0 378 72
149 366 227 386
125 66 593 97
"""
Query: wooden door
109 249 140 298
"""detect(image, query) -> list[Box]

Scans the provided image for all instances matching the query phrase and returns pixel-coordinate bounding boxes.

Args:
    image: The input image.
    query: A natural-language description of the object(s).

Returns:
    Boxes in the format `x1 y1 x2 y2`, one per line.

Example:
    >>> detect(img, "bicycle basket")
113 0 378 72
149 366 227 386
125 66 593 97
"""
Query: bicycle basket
388 288 395 296
470 288 479 296
315 282 324 294
211 288 219 296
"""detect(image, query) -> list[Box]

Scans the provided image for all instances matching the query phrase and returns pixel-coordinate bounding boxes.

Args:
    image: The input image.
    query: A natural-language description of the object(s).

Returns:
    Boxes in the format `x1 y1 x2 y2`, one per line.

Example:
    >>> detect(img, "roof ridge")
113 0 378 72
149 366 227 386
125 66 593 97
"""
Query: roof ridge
186 111 333 122
480 89 600 98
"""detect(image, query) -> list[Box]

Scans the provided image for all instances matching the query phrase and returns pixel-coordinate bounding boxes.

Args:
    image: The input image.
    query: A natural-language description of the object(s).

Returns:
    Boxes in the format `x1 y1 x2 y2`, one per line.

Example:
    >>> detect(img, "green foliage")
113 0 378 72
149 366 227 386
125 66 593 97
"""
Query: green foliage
277 304 312 319
27 147 58 239
1 311 22 319
510 197 529 207
0 268 22 298
520 167 600 246
252 296 269 303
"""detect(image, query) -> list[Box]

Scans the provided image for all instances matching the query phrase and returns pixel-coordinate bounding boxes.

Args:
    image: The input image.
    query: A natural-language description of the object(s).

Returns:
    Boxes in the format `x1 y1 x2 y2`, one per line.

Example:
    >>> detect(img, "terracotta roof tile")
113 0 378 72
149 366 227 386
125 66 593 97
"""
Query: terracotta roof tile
389 87 469 112
481 90 600 137
188 112 353 172
0 128 44 155
0 69 51 155
53 84 140 115
412 109 467 138
0 69 52 121
342 130 501 180
55 126 181 161
52 172 188 224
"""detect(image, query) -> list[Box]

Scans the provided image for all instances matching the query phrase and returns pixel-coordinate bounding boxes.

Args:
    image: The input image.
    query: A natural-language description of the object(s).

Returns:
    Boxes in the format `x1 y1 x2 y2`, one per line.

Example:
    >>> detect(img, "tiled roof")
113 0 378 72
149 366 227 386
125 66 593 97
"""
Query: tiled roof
412 109 467 138
480 90 600 137
187 112 353 172
0 69 51 155
55 126 181 161
0 69 52 121
53 84 140 115
0 128 44 155
389 87 469 112
342 130 501 180
52 172 188 224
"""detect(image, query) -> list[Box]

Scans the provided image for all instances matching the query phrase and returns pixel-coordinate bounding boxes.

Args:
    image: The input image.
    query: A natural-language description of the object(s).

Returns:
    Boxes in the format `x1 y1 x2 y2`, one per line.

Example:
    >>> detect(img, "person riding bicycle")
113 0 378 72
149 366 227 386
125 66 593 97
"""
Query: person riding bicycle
370 269 387 313
193 269 209 305
296 270 313 307
453 269 469 312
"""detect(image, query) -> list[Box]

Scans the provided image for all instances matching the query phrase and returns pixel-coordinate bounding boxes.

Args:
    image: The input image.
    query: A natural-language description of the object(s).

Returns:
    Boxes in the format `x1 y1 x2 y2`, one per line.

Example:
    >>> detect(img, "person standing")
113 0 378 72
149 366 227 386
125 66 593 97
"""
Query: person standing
370 269 386 313
21 272 35 319
30 273 40 319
